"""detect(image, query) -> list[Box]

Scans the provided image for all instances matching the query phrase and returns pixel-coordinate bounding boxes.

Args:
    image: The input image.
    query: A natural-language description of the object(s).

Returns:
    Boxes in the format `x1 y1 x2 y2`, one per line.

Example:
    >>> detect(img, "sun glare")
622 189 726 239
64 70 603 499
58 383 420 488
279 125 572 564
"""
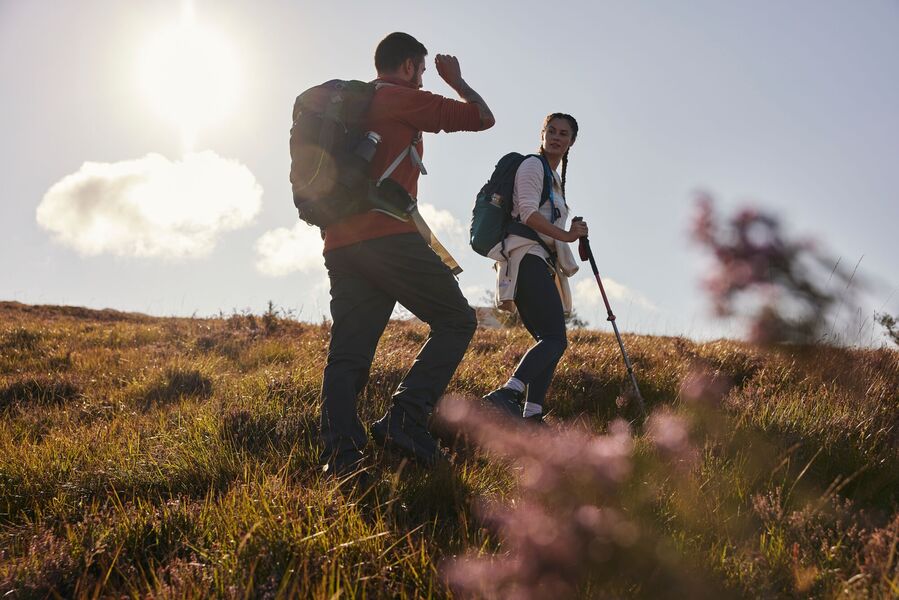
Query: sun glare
138 5 240 152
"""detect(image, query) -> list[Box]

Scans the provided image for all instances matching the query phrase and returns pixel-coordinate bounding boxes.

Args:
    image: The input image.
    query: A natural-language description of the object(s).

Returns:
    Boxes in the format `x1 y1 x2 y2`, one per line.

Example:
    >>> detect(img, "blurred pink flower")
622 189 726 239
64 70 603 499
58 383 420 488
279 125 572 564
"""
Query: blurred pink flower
437 395 639 598
646 409 689 456
679 367 732 406
690 193 853 345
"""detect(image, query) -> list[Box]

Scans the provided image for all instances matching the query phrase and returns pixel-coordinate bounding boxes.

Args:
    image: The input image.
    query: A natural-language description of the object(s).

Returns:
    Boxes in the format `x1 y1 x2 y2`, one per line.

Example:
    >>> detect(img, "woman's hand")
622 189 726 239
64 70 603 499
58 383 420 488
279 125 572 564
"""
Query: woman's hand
563 219 588 242
524 212 588 243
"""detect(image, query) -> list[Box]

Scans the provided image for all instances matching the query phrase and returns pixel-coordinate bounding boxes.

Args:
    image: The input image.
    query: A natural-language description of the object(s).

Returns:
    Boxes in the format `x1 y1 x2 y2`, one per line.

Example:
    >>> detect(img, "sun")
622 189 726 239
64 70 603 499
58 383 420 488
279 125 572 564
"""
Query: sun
138 5 241 151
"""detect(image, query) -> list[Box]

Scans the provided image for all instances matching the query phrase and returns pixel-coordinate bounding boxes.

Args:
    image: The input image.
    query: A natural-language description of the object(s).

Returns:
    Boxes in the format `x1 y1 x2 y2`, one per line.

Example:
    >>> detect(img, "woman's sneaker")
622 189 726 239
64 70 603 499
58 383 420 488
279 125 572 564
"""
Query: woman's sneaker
523 412 545 425
482 387 524 418
522 403 546 426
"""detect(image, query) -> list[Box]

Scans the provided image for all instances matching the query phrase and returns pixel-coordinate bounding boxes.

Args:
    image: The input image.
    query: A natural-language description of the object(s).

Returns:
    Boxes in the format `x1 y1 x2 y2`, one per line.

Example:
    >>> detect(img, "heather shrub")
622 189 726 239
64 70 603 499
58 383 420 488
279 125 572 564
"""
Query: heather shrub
691 194 858 346
437 393 732 599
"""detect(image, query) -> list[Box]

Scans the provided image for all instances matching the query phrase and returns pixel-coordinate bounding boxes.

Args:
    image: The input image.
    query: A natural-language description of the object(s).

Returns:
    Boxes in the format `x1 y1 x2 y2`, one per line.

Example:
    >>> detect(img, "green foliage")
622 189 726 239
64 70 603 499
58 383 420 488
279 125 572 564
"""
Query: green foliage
0 301 896 598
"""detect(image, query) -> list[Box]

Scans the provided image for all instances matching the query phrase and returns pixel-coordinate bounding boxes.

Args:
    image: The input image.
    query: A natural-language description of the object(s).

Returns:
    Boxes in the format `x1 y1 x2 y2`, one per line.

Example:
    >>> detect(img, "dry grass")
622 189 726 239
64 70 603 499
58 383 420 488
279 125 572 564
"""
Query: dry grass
0 300 896 598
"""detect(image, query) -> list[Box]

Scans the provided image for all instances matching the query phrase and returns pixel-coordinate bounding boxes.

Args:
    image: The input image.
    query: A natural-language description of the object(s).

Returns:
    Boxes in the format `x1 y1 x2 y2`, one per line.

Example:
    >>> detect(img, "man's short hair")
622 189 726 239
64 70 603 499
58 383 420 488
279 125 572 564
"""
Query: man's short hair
375 32 428 73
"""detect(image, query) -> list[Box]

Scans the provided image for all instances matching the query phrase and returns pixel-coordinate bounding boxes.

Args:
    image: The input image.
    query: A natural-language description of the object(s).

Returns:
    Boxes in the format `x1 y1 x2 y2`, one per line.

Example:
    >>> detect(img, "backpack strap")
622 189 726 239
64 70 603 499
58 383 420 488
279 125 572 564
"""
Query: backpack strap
410 138 427 175
536 154 561 221
505 222 558 267
510 154 556 220
505 154 559 266
378 132 426 184
316 94 344 164
372 80 428 183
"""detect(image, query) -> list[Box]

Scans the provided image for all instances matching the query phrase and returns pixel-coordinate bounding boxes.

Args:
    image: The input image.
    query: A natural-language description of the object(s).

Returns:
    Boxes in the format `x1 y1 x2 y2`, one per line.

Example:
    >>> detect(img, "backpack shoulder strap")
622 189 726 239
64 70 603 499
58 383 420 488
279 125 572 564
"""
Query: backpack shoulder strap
371 81 427 183
505 153 559 264
378 132 426 184
523 154 554 209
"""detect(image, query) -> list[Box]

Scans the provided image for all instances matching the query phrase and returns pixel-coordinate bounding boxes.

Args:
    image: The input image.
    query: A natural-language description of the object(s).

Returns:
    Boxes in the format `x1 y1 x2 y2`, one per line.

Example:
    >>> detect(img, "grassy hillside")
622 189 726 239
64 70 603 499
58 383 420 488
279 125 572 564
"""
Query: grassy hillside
0 301 896 598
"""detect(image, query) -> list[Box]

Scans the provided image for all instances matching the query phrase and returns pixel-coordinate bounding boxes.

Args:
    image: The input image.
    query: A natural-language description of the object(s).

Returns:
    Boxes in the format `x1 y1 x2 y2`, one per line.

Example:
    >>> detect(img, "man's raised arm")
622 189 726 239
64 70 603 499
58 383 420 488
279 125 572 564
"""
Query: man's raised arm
435 54 495 130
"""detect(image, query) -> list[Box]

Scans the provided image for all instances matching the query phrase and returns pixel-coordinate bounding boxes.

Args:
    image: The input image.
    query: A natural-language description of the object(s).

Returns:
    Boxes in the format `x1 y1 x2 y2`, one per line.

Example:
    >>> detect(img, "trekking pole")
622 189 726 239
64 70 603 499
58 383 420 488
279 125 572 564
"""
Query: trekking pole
572 217 647 417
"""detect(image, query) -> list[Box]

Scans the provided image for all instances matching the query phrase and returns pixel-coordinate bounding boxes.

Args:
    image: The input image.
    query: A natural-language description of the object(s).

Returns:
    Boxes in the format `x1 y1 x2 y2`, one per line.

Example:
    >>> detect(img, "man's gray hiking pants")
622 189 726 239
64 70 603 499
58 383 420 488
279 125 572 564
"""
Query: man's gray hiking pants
319 232 477 464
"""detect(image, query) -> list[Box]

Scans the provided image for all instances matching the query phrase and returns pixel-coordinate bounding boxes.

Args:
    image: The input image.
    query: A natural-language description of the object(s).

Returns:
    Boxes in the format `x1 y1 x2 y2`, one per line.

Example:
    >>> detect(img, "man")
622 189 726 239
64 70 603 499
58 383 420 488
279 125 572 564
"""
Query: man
319 32 495 476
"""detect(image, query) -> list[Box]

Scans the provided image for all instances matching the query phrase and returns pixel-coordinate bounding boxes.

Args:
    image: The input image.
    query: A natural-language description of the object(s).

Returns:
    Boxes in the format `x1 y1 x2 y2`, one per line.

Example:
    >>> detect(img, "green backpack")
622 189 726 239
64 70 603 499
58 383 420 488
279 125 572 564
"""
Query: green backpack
469 152 555 257
289 80 423 228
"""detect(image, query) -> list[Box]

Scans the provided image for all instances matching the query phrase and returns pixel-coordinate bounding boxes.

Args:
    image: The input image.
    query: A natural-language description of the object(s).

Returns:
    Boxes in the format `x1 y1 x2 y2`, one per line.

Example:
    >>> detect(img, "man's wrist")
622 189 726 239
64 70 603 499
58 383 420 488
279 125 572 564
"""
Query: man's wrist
452 79 472 97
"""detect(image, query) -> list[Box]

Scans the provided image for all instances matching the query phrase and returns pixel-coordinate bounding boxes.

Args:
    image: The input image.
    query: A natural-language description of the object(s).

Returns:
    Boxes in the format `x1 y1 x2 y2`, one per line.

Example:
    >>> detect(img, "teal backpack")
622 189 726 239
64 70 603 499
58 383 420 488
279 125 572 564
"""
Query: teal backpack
469 153 556 258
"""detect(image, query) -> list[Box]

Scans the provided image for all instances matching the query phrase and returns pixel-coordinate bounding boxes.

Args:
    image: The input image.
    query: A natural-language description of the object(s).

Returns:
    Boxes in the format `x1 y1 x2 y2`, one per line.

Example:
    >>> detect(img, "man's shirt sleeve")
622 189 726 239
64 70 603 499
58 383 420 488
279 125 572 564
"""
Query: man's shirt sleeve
396 89 482 133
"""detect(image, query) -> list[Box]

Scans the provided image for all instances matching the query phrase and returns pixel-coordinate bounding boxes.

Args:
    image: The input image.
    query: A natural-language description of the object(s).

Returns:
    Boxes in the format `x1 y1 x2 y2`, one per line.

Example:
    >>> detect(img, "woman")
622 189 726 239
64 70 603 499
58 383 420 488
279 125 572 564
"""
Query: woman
484 113 588 423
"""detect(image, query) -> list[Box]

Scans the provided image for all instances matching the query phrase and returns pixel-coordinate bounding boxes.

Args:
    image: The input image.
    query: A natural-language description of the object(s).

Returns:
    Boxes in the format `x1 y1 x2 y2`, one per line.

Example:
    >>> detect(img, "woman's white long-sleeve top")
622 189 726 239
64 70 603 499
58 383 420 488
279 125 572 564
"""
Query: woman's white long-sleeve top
487 156 579 314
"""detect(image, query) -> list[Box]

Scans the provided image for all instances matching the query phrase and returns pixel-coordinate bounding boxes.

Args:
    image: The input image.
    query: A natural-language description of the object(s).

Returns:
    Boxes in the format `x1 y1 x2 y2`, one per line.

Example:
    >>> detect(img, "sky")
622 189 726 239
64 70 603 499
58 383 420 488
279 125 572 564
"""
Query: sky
1 0 897 344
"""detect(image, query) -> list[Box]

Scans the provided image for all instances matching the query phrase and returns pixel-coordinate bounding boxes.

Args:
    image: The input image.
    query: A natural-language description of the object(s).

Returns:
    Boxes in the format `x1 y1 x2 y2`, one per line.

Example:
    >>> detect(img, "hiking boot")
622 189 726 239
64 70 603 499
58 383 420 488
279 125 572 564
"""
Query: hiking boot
482 387 525 418
321 451 372 491
370 410 440 467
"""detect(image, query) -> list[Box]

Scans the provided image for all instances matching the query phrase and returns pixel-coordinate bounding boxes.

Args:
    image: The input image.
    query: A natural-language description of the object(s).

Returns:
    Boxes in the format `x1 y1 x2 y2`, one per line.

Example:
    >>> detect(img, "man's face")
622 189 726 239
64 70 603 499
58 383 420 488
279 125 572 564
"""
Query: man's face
402 57 425 89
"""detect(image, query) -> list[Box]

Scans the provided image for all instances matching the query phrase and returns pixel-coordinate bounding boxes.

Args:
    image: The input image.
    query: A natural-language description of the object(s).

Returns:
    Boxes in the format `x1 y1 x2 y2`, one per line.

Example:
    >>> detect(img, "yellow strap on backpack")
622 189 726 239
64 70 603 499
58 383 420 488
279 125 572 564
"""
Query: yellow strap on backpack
410 208 462 276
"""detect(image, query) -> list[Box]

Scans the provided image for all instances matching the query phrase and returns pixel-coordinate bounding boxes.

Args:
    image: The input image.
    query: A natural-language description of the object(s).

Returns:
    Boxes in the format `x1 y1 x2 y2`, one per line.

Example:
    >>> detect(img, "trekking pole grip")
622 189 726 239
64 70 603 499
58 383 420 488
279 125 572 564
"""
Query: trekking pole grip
572 216 590 262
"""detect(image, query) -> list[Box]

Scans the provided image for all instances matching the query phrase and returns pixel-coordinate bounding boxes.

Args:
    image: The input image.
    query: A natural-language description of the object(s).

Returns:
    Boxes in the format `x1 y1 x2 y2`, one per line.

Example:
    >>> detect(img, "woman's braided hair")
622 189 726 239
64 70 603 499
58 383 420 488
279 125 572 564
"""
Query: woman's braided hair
539 112 579 198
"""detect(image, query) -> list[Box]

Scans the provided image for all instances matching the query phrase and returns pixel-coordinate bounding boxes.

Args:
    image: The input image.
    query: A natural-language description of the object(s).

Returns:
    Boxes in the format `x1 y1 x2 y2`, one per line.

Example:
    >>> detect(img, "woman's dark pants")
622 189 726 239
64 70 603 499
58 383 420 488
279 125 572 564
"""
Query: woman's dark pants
512 253 568 406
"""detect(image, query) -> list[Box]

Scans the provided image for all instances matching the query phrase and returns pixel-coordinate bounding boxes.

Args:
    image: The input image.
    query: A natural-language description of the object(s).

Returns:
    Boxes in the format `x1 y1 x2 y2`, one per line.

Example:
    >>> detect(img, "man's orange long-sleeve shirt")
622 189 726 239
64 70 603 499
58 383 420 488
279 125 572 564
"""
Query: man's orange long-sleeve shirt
322 76 482 253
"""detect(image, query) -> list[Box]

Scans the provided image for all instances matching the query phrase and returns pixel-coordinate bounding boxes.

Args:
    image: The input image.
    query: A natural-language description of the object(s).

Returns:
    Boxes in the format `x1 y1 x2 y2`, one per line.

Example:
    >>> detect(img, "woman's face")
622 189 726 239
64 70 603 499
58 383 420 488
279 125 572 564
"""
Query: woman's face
542 117 576 157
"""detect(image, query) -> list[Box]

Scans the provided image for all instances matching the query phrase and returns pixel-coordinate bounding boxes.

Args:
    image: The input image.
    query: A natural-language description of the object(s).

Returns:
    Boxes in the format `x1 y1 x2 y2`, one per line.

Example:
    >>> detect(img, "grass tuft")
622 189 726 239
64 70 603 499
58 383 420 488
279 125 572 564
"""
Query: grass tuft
1 327 43 352
0 375 81 411
142 368 213 408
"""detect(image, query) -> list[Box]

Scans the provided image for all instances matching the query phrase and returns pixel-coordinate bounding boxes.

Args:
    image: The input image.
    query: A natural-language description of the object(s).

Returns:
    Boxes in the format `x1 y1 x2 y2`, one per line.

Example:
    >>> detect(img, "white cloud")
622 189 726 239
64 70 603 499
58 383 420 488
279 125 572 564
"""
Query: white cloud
574 277 658 312
462 284 491 306
36 152 262 259
254 222 325 277
417 201 470 265
417 202 465 238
